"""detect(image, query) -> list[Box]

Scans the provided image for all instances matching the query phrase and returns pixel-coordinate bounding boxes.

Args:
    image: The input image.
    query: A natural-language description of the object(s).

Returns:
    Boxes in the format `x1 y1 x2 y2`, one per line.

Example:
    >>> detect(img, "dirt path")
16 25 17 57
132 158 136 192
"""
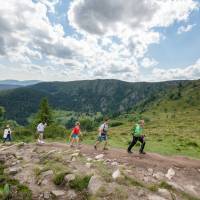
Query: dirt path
45 142 200 169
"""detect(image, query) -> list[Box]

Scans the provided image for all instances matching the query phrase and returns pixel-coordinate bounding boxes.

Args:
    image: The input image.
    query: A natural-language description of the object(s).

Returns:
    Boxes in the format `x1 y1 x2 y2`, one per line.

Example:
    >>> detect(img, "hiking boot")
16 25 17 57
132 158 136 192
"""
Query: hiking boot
94 145 97 150
139 151 146 154
103 147 109 151
127 150 133 154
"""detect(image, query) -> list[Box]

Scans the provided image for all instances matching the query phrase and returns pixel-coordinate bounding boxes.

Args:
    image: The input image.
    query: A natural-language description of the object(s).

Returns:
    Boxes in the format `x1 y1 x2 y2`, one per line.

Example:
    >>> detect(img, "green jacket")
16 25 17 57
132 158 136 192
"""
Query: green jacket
132 124 143 137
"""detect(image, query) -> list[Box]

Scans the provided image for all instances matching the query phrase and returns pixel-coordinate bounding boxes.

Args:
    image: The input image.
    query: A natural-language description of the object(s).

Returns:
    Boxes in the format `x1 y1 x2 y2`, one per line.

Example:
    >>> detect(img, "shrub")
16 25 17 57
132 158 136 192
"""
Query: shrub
13 127 33 142
45 124 67 139
79 117 97 131
69 175 91 191
53 172 66 185
110 121 123 127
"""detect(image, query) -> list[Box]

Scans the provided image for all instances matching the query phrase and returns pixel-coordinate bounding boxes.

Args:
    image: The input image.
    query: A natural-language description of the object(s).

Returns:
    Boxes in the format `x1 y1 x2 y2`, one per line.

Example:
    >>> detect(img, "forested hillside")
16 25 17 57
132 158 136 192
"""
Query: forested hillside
0 79 192 124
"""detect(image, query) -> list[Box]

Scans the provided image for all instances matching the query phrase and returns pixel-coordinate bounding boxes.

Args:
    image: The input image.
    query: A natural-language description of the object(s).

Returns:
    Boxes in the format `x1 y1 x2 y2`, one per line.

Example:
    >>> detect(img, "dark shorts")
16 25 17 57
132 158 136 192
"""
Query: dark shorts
97 134 107 142
37 131 44 135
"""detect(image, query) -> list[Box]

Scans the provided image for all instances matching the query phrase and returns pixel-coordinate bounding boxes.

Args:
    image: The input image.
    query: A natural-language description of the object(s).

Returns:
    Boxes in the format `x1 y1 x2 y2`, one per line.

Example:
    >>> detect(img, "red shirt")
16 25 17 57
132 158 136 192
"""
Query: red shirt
72 126 80 135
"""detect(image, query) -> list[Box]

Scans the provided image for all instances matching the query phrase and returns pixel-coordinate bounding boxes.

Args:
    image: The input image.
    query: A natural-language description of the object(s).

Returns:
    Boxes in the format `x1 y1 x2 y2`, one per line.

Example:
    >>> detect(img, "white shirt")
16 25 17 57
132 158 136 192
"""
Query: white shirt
37 123 46 132
100 123 108 133
3 128 11 138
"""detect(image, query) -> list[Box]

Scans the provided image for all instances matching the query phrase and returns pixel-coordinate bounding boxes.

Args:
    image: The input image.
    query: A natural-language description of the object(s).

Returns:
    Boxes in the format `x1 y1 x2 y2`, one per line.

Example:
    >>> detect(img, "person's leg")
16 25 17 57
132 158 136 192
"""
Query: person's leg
3 138 6 143
76 136 80 147
70 137 75 147
103 135 108 150
7 134 11 142
138 136 146 153
94 136 101 149
127 136 138 152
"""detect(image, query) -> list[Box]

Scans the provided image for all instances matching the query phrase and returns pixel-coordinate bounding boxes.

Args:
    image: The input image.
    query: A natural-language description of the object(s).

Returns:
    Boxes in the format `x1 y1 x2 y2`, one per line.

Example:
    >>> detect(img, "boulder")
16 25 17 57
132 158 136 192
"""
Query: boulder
165 168 175 180
41 170 53 178
67 190 77 200
86 163 92 168
8 167 22 175
112 169 121 180
148 168 154 175
148 195 167 200
95 154 104 160
158 188 172 199
111 162 118 166
43 192 51 199
153 172 165 180
64 174 75 183
51 190 65 197
88 175 104 195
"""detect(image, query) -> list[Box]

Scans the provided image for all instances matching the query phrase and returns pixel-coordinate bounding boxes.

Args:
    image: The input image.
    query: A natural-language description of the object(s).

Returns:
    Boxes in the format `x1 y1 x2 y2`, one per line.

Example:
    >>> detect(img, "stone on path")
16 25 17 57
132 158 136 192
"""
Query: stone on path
112 169 121 180
51 190 66 197
64 174 75 182
165 168 175 180
88 175 104 195
95 154 104 160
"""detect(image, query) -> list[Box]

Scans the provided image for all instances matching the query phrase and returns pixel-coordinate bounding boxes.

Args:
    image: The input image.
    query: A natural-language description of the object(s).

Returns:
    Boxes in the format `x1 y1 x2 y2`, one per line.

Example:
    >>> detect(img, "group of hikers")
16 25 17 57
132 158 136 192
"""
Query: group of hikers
2 118 146 154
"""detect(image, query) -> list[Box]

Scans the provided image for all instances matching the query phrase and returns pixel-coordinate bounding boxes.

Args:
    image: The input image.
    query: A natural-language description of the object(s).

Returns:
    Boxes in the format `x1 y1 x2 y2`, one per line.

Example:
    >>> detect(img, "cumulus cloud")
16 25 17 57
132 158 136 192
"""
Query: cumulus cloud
177 24 196 34
141 57 158 68
152 59 200 81
0 0 199 82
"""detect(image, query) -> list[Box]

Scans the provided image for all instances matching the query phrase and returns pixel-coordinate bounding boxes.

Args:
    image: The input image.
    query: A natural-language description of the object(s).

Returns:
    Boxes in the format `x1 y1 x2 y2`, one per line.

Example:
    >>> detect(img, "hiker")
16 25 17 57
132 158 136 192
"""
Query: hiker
3 124 12 143
37 122 47 144
127 120 146 154
94 118 109 150
69 122 82 147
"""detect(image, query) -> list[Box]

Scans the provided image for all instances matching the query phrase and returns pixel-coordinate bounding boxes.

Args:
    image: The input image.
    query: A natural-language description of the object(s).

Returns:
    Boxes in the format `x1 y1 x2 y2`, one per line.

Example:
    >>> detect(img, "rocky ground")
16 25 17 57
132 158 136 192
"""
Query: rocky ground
0 142 200 200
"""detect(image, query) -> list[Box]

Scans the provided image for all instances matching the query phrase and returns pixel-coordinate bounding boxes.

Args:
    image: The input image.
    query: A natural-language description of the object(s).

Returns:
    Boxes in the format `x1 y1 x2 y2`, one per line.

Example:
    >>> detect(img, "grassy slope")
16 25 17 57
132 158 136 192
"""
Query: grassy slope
83 80 200 159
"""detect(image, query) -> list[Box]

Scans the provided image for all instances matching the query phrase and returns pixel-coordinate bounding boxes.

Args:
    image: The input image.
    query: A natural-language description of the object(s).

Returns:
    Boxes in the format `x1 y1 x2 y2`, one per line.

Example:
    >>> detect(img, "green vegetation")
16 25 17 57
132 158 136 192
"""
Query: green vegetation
69 175 91 191
53 172 67 185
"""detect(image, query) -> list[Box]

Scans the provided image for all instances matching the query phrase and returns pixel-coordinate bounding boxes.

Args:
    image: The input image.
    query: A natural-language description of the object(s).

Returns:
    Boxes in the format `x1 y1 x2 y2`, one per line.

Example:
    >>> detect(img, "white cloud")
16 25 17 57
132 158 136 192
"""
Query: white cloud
177 24 196 34
141 58 158 68
0 0 199 82
152 58 200 81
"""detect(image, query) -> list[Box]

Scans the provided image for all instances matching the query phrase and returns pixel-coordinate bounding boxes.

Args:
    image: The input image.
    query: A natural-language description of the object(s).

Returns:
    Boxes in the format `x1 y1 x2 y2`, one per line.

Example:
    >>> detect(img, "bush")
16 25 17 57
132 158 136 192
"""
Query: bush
53 172 66 185
45 124 67 139
79 117 97 131
14 127 33 142
69 175 91 191
110 121 123 127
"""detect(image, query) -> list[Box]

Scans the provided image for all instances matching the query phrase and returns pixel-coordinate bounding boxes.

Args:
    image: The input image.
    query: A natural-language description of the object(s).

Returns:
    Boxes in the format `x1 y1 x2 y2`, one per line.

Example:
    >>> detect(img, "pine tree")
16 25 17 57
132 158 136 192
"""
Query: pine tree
36 98 53 124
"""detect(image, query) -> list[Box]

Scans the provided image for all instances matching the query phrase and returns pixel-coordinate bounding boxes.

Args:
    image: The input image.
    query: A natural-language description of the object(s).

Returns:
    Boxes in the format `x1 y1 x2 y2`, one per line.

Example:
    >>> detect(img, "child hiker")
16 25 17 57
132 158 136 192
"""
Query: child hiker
94 118 109 150
127 119 146 154
69 122 82 147
3 124 12 143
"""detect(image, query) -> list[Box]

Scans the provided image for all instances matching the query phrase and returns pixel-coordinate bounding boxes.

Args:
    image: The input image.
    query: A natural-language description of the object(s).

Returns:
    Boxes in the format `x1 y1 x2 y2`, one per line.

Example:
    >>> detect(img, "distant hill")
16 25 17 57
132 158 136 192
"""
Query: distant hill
0 84 22 91
0 80 41 86
0 79 190 125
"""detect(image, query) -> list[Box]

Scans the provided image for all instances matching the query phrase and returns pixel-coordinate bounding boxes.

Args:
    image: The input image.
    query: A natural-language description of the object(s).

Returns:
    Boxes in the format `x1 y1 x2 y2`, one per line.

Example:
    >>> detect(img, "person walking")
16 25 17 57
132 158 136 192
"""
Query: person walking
37 122 47 144
3 124 12 143
127 120 146 154
94 118 109 150
69 122 82 148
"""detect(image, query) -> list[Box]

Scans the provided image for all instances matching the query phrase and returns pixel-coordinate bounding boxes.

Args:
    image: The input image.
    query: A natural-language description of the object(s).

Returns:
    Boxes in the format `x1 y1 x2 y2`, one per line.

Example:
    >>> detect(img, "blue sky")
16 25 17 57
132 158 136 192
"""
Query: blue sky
0 0 200 82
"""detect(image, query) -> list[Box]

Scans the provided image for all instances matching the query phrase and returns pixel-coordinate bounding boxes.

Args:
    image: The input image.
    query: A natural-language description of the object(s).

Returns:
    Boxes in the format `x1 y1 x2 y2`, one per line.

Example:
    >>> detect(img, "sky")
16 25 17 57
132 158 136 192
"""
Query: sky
0 0 200 82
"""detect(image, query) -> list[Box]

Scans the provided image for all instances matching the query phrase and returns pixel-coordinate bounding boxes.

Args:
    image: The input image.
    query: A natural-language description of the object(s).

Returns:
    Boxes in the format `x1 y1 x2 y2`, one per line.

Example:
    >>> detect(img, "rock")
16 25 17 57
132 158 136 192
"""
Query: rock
153 172 165 180
165 168 175 180
148 195 167 200
71 153 79 158
143 176 150 183
138 189 145 197
67 190 77 200
167 181 183 191
87 158 92 162
95 154 104 160
112 169 121 180
183 185 198 197
8 167 22 175
41 179 48 186
88 175 104 195
86 163 92 168
198 169 200 172
51 190 65 197
158 188 171 199
71 157 76 162
41 170 53 178
43 192 51 199
148 168 154 175
64 174 75 182
111 162 118 166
